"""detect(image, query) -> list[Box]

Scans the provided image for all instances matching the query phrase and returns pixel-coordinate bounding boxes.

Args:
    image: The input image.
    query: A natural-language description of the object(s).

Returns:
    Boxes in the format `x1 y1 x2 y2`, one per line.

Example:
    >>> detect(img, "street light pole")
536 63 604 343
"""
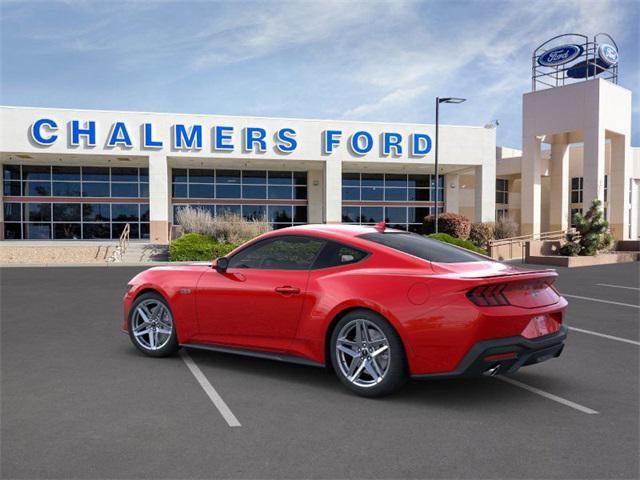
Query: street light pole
433 96 466 234
435 97 440 233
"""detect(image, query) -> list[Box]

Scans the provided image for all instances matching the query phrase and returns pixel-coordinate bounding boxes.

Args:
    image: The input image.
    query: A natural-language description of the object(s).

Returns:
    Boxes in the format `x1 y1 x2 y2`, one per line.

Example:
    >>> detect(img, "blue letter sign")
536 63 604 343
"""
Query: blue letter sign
107 122 132 148
143 123 163 148
275 128 297 153
173 124 203 150
411 133 432 156
30 118 58 145
70 120 96 147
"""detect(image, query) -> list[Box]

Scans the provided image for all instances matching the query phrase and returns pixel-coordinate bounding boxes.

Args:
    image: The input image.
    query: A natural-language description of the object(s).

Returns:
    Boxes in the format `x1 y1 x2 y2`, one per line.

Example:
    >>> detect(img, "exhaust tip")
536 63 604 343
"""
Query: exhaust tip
483 364 501 377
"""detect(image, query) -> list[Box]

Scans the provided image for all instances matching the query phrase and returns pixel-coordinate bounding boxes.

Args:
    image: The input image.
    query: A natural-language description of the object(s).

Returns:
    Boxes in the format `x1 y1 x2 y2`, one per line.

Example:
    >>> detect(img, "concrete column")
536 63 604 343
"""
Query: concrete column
444 173 459 214
474 163 495 223
582 126 605 212
148 153 170 244
609 134 631 240
549 135 570 231
307 169 323 223
521 135 542 236
324 159 342 223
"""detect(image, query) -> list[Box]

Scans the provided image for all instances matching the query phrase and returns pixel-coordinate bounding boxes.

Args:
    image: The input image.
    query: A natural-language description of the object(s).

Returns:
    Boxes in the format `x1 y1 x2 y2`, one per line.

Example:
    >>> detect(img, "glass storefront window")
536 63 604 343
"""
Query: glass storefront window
341 173 443 232
82 182 110 197
53 182 81 197
83 203 111 221
53 203 81 222
111 183 139 198
23 165 51 181
171 168 308 228
4 203 21 221
52 166 80 181
25 181 51 196
54 223 81 239
82 167 109 182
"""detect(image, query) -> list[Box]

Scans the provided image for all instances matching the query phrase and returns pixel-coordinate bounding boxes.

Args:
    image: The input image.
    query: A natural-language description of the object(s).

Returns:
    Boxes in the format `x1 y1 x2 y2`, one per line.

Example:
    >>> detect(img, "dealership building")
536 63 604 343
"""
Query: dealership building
0 35 638 245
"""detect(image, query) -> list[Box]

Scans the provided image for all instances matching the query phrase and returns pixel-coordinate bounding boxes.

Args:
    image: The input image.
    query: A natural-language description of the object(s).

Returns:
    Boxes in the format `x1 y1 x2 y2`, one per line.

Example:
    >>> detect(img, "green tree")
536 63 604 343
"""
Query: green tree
560 199 613 256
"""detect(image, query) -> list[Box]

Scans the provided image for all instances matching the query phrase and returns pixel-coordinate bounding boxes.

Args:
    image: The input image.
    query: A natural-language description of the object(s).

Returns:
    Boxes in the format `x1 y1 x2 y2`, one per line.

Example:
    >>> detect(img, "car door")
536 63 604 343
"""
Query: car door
195 235 326 351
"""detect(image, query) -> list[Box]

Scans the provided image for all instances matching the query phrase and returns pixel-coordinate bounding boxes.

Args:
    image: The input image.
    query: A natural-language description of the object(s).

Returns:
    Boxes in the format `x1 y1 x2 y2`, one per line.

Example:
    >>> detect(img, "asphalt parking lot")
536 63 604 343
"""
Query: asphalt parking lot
1 262 638 479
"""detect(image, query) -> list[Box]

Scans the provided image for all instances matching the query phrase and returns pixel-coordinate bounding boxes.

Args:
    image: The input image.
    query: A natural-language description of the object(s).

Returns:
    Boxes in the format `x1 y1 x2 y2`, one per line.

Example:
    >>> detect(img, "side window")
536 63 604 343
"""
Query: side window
228 236 325 270
313 240 369 269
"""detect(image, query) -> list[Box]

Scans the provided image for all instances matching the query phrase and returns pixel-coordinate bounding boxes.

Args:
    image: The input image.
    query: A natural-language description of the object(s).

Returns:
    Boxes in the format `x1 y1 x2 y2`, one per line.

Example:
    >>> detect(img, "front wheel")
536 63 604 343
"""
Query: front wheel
330 309 408 397
128 292 179 357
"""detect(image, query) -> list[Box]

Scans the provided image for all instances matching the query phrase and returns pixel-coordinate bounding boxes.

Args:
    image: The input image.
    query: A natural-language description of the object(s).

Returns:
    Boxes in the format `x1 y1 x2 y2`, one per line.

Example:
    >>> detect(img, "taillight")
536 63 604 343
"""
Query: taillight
468 278 560 308
467 283 510 306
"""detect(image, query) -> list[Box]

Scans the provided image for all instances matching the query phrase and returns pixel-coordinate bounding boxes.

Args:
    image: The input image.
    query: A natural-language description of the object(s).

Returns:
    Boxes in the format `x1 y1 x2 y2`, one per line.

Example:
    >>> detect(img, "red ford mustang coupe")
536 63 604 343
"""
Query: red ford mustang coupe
124 224 568 397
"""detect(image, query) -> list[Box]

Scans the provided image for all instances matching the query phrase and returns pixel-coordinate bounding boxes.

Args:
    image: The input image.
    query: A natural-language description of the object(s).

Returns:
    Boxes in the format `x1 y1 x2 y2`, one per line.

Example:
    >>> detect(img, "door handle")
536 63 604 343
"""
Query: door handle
275 286 301 295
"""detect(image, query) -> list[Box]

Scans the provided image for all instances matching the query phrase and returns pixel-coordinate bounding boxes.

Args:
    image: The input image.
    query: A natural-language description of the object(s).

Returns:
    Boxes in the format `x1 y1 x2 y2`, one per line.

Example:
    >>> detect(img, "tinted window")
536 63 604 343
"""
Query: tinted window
228 236 325 270
313 241 369 269
359 232 487 263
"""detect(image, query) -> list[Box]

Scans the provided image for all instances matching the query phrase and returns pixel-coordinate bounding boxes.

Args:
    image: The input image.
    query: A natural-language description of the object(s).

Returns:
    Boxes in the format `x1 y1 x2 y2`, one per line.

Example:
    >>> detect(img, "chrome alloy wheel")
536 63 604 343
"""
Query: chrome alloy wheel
335 319 391 388
131 299 173 351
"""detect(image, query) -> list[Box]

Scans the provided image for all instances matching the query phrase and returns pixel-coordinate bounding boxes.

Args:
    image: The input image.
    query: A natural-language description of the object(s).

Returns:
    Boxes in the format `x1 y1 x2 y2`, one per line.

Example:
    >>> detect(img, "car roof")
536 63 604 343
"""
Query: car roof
270 224 408 240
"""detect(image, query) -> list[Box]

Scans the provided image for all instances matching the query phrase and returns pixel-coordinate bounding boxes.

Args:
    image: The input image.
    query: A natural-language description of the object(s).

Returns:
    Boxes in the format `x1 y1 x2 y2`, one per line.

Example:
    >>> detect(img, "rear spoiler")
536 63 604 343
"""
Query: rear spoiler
458 269 557 281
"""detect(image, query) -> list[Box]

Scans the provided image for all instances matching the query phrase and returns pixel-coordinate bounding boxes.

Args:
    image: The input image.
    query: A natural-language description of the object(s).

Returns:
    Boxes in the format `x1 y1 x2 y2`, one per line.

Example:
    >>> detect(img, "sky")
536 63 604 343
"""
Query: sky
1 0 638 148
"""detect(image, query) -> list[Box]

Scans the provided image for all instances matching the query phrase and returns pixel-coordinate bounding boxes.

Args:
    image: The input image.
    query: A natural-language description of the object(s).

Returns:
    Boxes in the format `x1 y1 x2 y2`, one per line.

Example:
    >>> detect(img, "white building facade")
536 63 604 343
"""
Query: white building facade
0 106 496 243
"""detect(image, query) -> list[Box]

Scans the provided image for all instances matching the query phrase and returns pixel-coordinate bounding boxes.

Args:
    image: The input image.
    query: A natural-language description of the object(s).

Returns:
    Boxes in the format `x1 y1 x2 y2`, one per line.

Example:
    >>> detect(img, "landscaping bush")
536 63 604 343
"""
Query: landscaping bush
469 222 495 249
494 216 519 239
169 233 236 262
423 213 471 239
176 207 272 245
560 199 613 256
428 233 487 255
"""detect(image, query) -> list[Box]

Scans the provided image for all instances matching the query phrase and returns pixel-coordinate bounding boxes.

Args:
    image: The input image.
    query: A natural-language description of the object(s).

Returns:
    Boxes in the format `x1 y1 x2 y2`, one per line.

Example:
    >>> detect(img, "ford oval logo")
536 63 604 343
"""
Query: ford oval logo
538 44 583 67
598 43 618 66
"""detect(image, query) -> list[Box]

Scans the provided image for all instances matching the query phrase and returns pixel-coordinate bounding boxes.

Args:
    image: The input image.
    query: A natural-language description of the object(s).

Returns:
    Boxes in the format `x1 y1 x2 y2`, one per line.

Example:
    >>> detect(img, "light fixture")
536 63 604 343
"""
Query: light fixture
434 96 467 233
438 97 466 104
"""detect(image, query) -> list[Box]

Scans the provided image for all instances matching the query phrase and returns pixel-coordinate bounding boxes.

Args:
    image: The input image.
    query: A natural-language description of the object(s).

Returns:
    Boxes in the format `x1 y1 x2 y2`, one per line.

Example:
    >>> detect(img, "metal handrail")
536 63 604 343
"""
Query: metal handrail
106 223 131 263
489 229 570 247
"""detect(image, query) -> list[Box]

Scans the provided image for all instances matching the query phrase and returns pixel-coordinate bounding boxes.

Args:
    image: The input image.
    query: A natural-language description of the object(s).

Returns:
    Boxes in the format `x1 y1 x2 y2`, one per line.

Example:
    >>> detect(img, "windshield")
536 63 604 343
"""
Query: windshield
358 232 488 263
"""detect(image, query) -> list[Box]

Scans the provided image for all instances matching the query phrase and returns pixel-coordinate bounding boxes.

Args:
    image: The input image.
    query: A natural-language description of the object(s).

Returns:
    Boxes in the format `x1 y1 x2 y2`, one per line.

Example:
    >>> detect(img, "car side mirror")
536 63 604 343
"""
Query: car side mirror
215 256 229 273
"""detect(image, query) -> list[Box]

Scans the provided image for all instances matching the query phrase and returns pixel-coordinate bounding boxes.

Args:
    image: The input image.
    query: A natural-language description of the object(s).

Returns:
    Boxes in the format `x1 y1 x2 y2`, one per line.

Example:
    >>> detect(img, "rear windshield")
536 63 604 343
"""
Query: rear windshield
358 232 488 263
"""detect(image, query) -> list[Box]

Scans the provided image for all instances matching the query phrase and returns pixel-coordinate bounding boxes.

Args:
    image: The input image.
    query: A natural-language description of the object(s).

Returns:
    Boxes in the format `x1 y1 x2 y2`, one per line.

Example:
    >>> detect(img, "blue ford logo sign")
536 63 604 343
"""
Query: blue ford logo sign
538 44 583 67
598 44 618 66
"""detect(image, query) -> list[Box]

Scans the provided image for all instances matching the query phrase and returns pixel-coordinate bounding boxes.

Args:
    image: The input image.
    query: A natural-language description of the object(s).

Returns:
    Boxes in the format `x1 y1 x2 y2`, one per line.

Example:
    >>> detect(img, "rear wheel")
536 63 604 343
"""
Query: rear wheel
330 309 408 397
128 292 179 357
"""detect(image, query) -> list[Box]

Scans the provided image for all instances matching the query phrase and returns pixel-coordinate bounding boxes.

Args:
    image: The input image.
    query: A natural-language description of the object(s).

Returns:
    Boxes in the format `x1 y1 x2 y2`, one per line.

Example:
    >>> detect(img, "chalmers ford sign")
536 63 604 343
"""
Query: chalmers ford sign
28 118 434 157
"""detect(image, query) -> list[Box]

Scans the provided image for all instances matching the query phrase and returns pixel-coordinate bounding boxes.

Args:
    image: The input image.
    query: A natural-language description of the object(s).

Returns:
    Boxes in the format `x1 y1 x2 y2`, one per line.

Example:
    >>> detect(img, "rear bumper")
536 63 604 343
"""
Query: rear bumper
412 324 568 380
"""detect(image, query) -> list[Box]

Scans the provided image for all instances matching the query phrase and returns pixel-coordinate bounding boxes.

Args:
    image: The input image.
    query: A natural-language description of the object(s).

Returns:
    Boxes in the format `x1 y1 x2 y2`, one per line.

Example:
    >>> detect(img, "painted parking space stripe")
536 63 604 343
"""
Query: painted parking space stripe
496 376 599 415
562 293 640 309
596 283 640 291
568 326 640 346
180 350 241 427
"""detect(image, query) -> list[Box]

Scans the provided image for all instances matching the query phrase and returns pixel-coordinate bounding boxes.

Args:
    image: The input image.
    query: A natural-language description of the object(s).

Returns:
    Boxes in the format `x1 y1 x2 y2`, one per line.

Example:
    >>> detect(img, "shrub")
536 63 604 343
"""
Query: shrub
560 199 613 256
176 207 272 245
169 233 236 262
469 222 495 248
494 216 519 239
428 233 487 255
423 213 471 239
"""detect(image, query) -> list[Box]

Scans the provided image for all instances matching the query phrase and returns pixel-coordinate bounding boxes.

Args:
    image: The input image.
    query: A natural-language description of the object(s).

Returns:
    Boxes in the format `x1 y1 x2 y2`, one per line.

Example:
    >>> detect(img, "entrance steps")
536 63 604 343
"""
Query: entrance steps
119 243 168 263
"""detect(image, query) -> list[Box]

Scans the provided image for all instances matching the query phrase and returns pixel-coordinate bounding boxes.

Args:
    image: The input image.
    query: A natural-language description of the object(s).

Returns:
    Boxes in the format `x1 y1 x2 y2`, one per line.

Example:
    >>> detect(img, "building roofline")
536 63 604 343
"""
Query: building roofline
0 104 490 130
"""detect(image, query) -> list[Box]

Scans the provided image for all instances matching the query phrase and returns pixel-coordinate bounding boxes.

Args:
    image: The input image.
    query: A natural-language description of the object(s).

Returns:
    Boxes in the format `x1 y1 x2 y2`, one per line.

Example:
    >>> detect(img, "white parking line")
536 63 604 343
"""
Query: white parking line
596 283 640 291
568 326 640 346
496 376 599 415
180 350 241 427
562 293 640 309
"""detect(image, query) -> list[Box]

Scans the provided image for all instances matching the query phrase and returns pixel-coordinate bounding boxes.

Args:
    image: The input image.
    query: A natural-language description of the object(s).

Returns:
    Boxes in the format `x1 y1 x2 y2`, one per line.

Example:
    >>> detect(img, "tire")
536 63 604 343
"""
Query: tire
128 292 179 357
330 309 408 397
